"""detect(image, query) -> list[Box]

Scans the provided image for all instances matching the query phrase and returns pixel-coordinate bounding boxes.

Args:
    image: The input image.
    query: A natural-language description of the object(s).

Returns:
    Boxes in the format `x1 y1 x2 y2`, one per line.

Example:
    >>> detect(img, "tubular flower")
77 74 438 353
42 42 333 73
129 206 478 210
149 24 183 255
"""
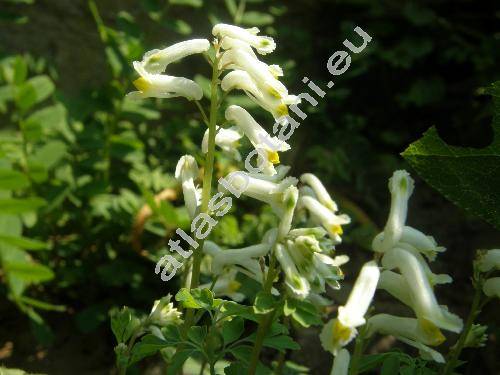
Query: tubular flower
300 173 338 212
212 23 276 55
483 277 500 298
175 155 201 219
320 261 380 354
299 195 350 243
374 170 415 253
221 70 299 123
149 294 183 326
139 39 210 74
219 171 297 214
330 349 350 375
366 314 446 347
381 247 463 333
201 125 243 160
203 240 271 284
275 243 311 298
128 61 203 101
200 269 245 302
397 337 445 363
219 49 288 100
225 105 290 175
476 249 500 273
278 186 299 240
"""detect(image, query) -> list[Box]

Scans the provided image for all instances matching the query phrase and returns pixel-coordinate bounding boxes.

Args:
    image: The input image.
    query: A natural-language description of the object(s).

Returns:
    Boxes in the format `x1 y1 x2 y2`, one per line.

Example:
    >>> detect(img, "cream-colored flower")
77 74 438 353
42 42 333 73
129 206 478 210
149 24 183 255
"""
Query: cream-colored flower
149 294 183 326
139 39 210 74
275 243 310 298
225 105 290 175
278 186 298 240
300 173 338 212
299 196 350 243
320 261 380 354
213 23 276 55
375 170 414 253
200 269 245 302
128 61 203 101
483 277 500 298
175 155 201 219
366 314 445 346
382 247 462 333
202 126 243 160
477 249 500 273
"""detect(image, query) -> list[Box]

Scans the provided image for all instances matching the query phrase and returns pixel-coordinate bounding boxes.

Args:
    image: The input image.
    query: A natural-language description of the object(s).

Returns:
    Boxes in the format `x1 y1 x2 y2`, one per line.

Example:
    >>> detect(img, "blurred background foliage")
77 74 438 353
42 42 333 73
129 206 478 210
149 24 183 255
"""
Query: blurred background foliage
0 0 498 373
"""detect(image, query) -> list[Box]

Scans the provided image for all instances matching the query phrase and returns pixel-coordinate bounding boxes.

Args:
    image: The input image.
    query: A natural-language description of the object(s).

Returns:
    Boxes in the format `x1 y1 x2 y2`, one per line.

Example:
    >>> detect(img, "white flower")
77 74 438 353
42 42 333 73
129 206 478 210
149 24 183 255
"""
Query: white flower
366 314 445 346
477 249 500 273
175 155 201 219
381 247 463 333
219 49 287 99
213 23 276 55
483 277 500 298
128 61 203 101
320 261 380 354
300 173 338 212
398 226 446 261
139 39 210 74
149 294 183 326
375 170 414 253
330 349 350 375
275 243 310 298
278 186 298 240
203 241 271 284
225 105 290 175
200 269 245 302
219 171 297 213
202 126 243 160
221 70 299 123
300 196 350 243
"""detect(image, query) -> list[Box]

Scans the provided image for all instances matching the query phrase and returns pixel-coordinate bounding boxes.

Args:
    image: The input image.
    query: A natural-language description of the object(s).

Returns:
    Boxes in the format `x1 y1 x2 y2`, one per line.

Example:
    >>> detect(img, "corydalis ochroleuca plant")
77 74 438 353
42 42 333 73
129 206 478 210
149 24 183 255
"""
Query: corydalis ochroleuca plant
125 22 375 375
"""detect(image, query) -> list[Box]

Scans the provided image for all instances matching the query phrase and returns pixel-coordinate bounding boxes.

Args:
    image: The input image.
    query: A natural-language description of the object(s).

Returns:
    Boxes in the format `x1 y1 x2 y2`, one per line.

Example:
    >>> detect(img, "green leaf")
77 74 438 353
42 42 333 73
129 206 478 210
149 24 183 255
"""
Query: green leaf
23 104 73 142
187 325 207 346
166 349 196 375
0 169 30 190
358 353 392 373
284 298 322 327
402 81 500 230
29 140 67 169
222 317 244 344
175 287 214 309
169 0 202 7
0 197 45 214
15 75 54 111
0 234 49 250
381 354 401 374
19 295 65 311
110 307 140 343
254 291 276 314
220 301 258 322
129 334 171 365
4 261 54 283
262 335 300 352
241 11 275 26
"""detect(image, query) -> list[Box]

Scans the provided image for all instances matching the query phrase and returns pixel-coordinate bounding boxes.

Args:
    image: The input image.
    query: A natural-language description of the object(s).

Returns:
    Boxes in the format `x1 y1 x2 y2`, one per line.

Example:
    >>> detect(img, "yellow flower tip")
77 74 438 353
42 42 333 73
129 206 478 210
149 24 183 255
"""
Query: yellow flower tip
267 150 280 164
330 224 343 236
267 86 282 99
276 104 288 117
421 319 446 346
148 54 161 63
133 77 150 92
228 280 241 293
333 319 352 345
261 39 271 47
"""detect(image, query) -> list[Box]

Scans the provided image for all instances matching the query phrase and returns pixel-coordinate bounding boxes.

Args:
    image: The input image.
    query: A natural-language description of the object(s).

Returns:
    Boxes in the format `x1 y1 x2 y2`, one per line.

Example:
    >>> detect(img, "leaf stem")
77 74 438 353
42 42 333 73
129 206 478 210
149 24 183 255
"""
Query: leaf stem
349 325 367 375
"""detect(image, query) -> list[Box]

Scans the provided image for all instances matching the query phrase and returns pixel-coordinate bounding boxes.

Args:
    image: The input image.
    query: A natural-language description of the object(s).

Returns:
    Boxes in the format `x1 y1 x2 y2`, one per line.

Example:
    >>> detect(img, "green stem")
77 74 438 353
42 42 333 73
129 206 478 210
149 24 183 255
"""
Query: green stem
275 316 290 374
248 253 278 375
349 325 367 375
442 282 483 375
181 40 220 344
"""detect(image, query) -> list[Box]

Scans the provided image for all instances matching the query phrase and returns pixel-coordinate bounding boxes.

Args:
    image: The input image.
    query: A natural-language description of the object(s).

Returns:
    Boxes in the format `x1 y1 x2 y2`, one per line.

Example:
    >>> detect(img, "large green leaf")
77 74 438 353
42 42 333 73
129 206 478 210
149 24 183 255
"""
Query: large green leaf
402 81 500 229
0 169 30 190
0 197 45 214
4 261 54 283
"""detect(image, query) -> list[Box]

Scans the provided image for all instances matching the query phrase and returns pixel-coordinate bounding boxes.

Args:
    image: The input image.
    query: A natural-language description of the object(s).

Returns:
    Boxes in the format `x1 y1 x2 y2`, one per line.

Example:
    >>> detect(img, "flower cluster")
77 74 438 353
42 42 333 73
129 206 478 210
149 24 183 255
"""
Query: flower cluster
366 170 463 363
476 248 500 298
